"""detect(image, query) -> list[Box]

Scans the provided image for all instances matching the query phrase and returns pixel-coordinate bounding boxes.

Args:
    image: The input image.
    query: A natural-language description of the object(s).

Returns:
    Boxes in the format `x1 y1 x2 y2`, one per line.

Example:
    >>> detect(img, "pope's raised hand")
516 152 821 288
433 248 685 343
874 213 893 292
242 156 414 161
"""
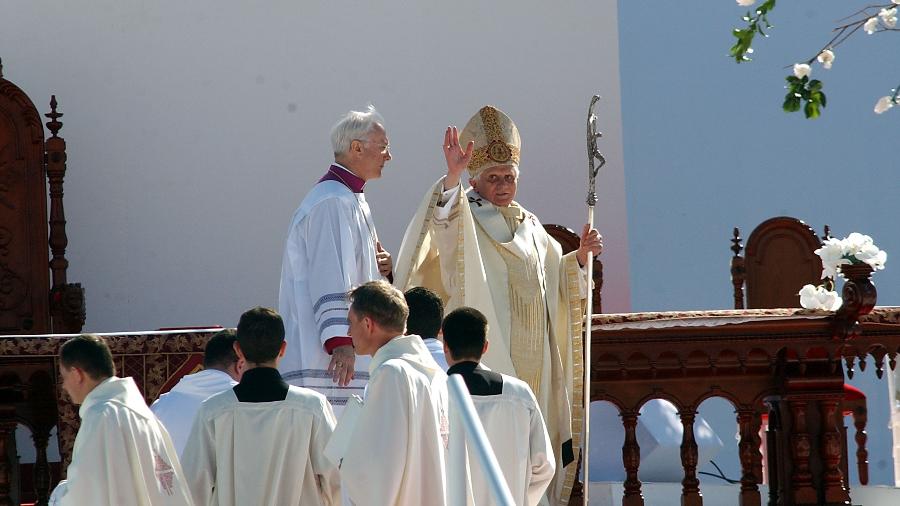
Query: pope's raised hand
443 126 474 190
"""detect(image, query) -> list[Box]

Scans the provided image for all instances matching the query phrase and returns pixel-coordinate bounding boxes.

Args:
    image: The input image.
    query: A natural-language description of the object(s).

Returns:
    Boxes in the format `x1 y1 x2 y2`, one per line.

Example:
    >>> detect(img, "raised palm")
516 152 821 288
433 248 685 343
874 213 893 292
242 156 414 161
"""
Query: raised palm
443 126 474 189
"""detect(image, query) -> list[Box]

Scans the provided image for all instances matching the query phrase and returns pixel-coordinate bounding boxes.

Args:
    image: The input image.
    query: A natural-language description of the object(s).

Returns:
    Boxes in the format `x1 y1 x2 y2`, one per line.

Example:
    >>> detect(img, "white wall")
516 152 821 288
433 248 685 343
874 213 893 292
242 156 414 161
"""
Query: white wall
0 0 629 332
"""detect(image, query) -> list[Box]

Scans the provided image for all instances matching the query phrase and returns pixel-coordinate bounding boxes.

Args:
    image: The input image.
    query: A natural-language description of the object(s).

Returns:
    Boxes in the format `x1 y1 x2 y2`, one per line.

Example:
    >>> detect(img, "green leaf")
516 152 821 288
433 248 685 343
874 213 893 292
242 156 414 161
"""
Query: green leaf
808 80 822 91
804 101 820 119
783 94 801 112
819 91 827 108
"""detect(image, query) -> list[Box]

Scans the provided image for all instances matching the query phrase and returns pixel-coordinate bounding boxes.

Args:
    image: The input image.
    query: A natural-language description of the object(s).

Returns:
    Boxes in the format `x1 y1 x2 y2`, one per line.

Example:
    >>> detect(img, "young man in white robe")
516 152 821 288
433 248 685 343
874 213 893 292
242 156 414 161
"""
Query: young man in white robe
181 307 340 506
404 286 449 371
278 105 394 410
444 306 555 506
332 280 449 505
151 329 242 457
394 106 602 504
50 334 194 506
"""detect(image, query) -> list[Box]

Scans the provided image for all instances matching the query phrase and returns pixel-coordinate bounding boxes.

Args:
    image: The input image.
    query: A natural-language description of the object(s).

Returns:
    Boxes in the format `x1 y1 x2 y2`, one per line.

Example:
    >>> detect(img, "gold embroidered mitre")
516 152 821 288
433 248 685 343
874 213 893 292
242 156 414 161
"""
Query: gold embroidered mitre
459 105 521 178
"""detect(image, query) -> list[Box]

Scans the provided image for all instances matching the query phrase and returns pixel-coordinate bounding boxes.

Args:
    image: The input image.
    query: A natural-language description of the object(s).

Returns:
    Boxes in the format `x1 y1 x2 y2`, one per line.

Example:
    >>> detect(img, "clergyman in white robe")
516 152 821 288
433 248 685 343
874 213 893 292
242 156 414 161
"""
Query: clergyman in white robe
331 334 450 505
181 367 340 506
278 164 385 408
151 368 238 457
450 361 555 506
51 376 194 506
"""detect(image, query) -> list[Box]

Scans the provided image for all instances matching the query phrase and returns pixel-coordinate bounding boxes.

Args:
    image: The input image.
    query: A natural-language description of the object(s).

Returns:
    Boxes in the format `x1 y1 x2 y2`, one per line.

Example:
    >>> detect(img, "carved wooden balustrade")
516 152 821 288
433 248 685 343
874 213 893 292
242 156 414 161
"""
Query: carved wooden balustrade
589 268 896 506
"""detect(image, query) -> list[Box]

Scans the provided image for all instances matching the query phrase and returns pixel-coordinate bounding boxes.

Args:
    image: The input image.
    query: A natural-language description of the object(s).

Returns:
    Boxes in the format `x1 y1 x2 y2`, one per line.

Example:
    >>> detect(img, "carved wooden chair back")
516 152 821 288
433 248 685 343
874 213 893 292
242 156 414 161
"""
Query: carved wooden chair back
731 216 824 309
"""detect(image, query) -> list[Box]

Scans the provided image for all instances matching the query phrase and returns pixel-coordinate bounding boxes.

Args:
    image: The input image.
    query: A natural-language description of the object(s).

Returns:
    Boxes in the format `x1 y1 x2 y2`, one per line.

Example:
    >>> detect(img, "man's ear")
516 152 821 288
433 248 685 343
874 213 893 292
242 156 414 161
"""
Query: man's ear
349 139 364 156
482 339 489 356
469 177 477 190
233 341 246 362
278 341 287 358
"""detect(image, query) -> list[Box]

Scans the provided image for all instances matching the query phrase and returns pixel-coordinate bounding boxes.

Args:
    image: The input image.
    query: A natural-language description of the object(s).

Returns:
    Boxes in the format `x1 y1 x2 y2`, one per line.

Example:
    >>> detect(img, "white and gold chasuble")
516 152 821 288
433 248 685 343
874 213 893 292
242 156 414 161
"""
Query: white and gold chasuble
395 178 586 506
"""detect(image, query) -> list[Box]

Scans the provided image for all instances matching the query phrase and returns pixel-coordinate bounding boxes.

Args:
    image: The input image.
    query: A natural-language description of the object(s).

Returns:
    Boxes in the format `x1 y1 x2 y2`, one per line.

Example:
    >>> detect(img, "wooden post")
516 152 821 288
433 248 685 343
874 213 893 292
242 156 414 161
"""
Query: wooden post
679 409 702 506
621 411 644 506
737 409 761 506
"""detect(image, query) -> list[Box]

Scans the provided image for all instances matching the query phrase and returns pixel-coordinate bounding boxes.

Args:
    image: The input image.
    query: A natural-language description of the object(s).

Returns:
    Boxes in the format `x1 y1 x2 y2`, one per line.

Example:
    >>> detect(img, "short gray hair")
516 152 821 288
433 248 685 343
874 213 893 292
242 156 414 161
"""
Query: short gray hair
331 105 385 156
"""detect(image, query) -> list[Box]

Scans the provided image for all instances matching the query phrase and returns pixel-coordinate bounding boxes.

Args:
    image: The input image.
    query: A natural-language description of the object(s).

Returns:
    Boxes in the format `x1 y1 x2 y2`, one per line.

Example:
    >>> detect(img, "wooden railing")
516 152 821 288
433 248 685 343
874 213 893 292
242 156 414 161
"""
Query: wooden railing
0 329 216 505
588 267 897 506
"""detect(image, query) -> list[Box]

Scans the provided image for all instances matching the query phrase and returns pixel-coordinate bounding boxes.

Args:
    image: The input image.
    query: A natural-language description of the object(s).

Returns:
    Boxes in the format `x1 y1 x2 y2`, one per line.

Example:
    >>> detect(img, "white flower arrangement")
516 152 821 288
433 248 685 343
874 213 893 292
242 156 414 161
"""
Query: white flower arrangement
799 233 888 310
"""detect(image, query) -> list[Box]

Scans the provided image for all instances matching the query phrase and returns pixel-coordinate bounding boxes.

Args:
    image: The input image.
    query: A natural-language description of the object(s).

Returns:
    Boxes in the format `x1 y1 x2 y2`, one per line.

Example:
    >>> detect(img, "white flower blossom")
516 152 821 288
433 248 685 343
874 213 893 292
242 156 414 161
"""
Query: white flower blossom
793 63 811 79
864 16 880 34
855 244 888 270
894 0 900 5
817 49 834 69
736 0 756 6
842 232 874 257
814 238 849 278
799 284 843 311
880 7 898 29
875 96 895 114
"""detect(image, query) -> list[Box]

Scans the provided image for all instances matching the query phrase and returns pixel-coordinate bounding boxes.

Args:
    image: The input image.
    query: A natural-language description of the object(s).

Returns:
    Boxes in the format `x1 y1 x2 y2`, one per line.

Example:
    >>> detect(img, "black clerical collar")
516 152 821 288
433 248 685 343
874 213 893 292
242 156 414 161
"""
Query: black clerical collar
233 367 289 402
447 361 503 396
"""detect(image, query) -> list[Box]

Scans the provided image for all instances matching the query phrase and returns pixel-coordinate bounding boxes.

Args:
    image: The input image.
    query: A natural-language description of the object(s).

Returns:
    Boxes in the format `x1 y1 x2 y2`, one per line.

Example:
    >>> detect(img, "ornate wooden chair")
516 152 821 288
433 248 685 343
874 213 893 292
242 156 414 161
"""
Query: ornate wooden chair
731 216 869 485
0 57 84 505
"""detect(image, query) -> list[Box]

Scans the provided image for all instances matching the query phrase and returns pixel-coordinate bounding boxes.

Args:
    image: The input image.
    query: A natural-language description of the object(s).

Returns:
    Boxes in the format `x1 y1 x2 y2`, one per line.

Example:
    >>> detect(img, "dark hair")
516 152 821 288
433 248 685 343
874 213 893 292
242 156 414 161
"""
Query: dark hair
59 334 116 380
203 329 239 369
349 280 408 333
404 287 444 338
236 307 285 364
442 307 488 361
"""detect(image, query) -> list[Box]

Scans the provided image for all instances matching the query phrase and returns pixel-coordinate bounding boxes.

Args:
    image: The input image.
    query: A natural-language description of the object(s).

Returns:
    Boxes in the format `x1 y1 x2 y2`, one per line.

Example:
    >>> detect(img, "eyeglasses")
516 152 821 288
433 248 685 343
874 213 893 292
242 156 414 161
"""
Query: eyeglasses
355 139 391 154
482 174 518 185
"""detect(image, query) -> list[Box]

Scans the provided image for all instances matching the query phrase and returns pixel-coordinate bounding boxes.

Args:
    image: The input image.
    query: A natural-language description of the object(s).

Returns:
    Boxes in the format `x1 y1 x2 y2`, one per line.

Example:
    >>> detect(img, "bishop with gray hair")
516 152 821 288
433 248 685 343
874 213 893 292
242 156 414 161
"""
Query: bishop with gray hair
277 105 394 412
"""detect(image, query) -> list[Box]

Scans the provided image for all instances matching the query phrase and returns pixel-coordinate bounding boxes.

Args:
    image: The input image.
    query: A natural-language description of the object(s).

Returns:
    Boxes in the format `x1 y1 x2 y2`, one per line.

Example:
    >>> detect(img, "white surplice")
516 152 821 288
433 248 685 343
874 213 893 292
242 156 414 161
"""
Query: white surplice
333 335 450 506
52 376 194 506
278 175 385 409
452 363 555 506
181 386 340 506
150 369 237 457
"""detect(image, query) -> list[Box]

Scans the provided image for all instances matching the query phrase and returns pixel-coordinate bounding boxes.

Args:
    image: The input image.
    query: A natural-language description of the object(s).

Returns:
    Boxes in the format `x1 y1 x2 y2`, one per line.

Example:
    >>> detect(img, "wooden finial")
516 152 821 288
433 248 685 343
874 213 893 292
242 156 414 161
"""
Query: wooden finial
730 227 746 310
0 57 4 78
822 224 831 241
45 95 63 138
731 227 743 256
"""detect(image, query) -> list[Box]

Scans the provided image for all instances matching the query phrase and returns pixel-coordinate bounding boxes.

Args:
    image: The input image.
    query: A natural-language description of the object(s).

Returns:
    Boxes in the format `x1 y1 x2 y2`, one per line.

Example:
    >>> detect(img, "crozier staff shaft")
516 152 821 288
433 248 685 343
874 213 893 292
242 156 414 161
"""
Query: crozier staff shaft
582 94 605 498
